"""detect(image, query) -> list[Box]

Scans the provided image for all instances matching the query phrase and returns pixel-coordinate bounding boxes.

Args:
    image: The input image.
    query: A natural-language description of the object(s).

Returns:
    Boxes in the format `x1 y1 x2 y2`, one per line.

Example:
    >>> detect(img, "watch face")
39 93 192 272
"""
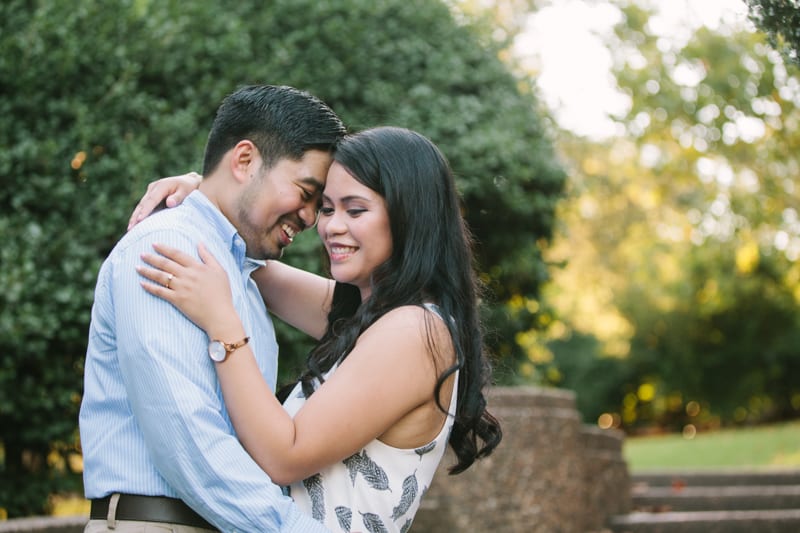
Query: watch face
208 340 227 362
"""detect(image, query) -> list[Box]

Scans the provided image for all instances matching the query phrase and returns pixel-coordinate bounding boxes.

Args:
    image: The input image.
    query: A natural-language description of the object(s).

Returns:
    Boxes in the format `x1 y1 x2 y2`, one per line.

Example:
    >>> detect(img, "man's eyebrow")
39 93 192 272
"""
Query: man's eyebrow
299 177 325 191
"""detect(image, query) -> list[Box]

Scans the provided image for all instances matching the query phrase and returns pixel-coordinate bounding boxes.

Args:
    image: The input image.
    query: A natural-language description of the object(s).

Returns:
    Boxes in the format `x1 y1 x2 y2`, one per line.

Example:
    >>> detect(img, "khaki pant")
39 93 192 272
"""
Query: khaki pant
85 494 217 533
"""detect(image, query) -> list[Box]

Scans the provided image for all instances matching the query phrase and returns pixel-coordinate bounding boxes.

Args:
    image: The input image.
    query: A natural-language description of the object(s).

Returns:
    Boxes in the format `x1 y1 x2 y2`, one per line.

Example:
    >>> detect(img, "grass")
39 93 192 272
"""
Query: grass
623 419 800 471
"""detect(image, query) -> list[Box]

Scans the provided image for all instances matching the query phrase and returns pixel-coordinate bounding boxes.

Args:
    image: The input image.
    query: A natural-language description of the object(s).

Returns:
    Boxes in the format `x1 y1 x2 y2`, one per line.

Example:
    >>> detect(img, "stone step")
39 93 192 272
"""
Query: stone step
632 484 800 512
582 424 625 453
612 469 800 531
609 509 800 533
632 469 800 487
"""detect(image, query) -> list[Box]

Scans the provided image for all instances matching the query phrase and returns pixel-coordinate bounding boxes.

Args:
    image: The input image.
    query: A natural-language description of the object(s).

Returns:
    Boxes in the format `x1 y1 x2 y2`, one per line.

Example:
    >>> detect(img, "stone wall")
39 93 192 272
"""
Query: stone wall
0 386 629 533
0 517 84 533
412 386 630 532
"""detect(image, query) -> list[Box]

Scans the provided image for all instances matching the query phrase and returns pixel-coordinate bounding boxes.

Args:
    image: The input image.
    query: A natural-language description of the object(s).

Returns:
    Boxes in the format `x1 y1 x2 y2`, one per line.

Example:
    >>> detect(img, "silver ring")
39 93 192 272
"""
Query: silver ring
166 273 174 289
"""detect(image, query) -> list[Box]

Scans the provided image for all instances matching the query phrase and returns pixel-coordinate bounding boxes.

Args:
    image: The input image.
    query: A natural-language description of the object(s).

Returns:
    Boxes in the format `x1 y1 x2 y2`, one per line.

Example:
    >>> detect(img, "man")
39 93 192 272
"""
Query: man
79 85 346 532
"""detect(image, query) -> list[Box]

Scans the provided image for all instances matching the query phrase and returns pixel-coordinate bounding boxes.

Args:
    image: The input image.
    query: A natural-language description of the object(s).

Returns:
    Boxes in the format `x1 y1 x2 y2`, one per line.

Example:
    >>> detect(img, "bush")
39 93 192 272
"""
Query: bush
0 0 563 515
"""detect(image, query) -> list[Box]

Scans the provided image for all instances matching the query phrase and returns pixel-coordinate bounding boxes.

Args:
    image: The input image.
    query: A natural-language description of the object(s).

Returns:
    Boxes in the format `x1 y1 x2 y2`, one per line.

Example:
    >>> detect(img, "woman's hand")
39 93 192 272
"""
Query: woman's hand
137 243 242 338
128 172 202 230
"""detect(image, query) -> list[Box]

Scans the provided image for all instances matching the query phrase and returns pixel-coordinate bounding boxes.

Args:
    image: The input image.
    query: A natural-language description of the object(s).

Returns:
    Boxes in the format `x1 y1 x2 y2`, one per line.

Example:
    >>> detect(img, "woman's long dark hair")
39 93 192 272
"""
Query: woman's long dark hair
285 126 501 474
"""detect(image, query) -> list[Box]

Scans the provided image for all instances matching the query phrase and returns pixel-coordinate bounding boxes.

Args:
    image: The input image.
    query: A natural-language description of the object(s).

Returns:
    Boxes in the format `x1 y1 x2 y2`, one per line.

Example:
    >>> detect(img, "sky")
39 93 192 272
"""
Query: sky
513 0 752 138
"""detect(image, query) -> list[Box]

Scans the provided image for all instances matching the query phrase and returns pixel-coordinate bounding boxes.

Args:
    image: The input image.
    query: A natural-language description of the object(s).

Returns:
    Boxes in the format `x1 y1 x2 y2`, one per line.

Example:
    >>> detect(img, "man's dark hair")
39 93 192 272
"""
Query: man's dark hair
202 85 346 175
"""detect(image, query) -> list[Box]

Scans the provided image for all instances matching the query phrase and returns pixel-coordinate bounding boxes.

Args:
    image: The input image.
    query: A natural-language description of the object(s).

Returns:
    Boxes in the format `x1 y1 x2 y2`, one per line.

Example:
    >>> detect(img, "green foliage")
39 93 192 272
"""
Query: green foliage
542 1 800 432
609 3 800 428
0 0 563 516
746 0 800 66
623 244 800 427
547 332 633 424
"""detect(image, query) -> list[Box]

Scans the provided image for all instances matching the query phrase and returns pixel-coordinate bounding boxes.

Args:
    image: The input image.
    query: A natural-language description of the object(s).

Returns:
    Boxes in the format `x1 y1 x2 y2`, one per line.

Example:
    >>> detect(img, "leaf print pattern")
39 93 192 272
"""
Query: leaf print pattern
343 452 362 484
391 473 418 519
303 473 325 521
358 450 390 490
342 450 390 490
335 506 352 532
360 511 389 533
414 442 436 460
283 367 459 532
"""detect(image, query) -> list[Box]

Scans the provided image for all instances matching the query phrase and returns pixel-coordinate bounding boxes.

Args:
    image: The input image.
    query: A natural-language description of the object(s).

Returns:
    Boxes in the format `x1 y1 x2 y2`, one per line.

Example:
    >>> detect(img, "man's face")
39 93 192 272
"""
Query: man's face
234 149 332 260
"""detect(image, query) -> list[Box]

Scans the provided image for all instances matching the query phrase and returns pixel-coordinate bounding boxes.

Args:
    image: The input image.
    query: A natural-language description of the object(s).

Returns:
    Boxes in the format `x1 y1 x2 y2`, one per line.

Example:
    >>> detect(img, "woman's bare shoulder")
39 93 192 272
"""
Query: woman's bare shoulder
360 304 454 365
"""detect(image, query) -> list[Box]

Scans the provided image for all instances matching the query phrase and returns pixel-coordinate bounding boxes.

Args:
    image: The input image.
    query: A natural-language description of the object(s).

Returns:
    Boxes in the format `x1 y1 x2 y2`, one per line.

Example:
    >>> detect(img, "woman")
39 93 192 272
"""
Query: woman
135 127 501 532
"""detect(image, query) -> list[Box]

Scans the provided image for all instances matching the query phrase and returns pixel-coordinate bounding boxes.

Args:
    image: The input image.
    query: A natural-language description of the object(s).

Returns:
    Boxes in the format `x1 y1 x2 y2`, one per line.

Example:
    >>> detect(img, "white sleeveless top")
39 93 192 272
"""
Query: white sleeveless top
281 307 458 533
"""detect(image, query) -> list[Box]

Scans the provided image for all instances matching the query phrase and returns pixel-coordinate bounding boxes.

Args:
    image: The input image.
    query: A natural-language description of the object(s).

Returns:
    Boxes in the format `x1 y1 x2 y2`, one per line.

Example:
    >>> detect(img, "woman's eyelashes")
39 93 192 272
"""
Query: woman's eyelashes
318 205 367 217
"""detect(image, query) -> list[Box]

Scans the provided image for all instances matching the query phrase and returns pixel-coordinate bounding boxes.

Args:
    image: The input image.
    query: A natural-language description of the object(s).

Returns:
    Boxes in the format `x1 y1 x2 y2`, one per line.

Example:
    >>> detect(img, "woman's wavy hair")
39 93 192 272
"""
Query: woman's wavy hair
284 126 501 474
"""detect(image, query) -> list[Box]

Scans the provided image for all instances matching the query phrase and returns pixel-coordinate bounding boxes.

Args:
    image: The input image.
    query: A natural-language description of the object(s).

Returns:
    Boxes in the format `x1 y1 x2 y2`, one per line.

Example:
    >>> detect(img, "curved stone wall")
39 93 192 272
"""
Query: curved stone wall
412 386 630 532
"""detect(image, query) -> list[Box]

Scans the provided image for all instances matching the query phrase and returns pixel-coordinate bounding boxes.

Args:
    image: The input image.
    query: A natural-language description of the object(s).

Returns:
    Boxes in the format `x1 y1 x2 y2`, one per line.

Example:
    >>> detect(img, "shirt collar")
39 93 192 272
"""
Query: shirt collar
184 190 265 275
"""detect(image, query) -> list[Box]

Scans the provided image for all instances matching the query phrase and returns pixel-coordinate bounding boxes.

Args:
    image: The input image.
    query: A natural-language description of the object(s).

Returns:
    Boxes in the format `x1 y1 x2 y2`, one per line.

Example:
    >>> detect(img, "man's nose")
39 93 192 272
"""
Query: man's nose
298 201 318 229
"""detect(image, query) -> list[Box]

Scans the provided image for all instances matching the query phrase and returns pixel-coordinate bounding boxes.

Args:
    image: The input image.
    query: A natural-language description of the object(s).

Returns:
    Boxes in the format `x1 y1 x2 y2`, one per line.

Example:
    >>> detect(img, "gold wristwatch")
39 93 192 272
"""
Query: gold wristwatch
208 336 250 363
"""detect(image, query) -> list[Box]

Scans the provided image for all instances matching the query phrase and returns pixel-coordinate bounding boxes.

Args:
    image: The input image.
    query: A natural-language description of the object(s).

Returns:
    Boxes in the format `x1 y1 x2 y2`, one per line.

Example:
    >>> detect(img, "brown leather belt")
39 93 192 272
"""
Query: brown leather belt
90 494 215 530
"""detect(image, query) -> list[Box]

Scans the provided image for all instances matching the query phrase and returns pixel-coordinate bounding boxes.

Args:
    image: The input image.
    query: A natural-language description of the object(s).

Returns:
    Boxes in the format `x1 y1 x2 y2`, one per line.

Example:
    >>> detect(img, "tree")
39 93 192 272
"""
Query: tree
0 0 563 516
539 1 800 429
746 0 800 65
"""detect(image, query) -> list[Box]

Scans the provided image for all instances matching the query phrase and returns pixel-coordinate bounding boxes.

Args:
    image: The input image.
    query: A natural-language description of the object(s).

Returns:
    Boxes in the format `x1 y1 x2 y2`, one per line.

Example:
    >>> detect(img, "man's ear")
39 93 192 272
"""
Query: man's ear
229 140 261 184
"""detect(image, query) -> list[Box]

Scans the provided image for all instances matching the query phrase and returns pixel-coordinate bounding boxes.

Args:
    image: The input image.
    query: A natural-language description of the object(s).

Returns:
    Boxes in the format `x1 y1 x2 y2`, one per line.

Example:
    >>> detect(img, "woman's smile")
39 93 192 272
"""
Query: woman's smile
317 162 393 300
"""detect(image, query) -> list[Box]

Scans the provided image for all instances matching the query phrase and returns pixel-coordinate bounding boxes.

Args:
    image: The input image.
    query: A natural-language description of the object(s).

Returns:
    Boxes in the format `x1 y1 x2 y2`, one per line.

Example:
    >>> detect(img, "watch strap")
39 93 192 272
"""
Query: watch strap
222 336 250 354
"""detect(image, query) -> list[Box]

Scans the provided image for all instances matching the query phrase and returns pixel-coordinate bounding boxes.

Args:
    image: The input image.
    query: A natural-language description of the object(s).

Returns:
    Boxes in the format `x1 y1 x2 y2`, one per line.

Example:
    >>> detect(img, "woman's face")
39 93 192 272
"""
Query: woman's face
317 162 392 301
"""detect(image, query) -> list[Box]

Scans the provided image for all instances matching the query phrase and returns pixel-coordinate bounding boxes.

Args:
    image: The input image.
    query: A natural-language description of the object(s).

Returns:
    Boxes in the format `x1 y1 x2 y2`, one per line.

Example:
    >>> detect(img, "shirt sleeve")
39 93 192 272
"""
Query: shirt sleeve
110 228 327 532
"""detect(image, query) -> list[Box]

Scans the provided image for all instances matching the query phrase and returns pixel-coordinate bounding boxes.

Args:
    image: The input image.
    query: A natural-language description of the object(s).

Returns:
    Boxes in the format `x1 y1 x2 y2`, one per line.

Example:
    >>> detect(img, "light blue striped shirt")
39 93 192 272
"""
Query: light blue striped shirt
79 191 329 532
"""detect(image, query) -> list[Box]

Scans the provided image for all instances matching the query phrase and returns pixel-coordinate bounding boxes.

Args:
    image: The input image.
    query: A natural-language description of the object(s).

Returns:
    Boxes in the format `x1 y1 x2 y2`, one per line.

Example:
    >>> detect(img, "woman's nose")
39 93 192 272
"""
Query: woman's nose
319 210 346 237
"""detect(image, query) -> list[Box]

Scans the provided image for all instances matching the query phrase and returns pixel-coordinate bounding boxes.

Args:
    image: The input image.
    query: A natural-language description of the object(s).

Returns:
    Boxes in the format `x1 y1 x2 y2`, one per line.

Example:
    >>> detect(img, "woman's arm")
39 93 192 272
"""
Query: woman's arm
251 263 334 340
128 172 201 230
138 243 452 485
